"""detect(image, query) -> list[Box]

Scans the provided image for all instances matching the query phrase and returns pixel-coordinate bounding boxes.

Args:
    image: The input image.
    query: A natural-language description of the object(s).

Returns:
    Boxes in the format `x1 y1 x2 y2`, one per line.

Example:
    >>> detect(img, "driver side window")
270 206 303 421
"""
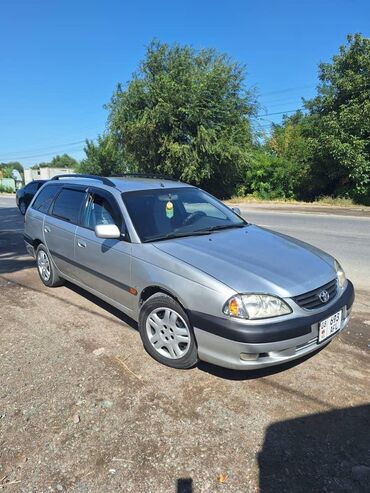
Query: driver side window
82 192 121 230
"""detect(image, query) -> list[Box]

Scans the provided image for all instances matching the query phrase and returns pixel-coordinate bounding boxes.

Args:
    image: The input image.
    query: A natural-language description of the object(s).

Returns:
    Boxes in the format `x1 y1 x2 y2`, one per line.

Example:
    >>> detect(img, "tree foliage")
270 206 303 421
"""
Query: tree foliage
0 161 24 179
270 34 370 203
81 35 369 204
106 41 256 197
304 34 370 203
79 134 127 176
32 154 78 170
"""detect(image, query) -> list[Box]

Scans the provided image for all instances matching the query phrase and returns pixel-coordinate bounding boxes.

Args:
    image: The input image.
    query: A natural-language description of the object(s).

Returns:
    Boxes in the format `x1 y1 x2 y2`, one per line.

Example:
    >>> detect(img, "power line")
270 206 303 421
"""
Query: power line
257 84 315 97
0 137 99 160
0 86 311 161
0 140 86 158
0 145 86 162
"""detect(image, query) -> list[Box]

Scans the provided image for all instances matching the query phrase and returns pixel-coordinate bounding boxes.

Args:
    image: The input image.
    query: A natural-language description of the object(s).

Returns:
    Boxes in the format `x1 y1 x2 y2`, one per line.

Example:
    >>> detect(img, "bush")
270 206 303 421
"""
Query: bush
240 150 305 200
0 185 15 193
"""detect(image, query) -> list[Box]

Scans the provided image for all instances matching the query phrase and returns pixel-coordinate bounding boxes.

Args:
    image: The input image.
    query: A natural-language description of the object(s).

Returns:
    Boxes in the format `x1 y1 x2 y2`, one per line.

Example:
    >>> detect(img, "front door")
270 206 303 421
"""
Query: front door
75 188 133 312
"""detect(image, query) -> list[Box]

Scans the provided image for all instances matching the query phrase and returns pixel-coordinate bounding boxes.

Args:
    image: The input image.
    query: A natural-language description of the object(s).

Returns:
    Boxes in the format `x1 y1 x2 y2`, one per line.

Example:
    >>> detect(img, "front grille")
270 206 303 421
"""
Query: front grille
293 279 337 310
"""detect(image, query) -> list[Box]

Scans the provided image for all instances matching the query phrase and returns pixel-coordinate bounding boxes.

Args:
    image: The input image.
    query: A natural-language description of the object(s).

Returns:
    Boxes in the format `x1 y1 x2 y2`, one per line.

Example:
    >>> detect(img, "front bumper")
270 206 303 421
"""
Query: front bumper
192 280 354 370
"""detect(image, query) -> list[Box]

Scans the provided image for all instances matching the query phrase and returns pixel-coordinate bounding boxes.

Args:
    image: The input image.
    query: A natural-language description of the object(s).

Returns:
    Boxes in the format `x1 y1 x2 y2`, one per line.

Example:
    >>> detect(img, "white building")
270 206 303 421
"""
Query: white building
24 167 76 184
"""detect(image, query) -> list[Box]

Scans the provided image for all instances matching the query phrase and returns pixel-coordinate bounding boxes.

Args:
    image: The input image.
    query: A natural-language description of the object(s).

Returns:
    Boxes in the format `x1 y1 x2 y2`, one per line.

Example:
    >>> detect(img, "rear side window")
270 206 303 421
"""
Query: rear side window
26 182 39 194
51 188 86 224
31 185 61 214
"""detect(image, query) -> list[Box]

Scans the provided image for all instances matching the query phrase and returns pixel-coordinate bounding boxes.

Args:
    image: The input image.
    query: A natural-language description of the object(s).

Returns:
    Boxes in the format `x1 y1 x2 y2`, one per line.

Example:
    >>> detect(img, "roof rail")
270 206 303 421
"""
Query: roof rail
114 173 179 182
51 174 116 187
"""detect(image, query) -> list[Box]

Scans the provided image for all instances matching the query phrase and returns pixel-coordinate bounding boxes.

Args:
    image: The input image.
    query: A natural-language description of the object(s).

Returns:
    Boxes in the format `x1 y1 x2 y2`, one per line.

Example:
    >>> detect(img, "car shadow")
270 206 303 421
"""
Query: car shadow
175 478 193 492
65 281 139 331
258 404 370 492
0 207 36 274
173 405 370 492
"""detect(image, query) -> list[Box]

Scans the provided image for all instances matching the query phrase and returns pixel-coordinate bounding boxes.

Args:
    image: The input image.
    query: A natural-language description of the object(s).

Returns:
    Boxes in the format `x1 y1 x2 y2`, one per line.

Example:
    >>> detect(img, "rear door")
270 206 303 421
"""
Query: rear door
44 186 87 278
75 187 133 311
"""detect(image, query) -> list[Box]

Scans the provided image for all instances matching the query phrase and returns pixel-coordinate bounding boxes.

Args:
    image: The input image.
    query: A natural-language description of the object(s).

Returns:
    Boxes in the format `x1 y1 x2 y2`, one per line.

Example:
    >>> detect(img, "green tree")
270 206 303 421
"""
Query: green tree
263 112 312 199
303 33 370 203
49 154 78 168
107 40 256 197
31 154 78 170
0 161 24 180
79 134 127 176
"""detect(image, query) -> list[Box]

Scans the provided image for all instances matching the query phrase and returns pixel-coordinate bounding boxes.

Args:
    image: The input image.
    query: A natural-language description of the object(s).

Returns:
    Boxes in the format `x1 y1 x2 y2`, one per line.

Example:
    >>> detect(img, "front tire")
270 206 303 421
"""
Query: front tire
139 293 198 369
36 244 64 287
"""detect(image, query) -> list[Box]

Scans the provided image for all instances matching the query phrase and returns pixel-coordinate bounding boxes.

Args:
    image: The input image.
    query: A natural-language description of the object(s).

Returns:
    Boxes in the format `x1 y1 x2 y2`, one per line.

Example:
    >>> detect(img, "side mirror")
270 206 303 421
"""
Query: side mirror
95 224 122 239
232 207 241 216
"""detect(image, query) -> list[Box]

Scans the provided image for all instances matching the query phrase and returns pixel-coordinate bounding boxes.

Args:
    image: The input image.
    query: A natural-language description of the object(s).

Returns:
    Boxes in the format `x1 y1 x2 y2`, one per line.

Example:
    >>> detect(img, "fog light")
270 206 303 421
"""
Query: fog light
240 352 259 361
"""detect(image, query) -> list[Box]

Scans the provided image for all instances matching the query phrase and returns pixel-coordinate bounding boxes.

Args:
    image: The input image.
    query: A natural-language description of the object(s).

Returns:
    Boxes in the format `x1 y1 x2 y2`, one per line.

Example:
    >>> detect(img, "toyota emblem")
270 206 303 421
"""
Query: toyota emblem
319 289 330 303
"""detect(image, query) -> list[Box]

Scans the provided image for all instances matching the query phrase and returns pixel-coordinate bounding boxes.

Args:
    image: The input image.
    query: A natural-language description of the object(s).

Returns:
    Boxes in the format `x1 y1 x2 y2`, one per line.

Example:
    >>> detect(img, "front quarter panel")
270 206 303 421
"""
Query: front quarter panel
130 244 235 320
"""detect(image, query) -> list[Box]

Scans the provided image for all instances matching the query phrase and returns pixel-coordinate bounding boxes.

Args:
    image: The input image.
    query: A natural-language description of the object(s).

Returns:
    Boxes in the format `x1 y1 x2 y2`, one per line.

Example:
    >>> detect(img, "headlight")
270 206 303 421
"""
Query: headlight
223 294 292 320
334 259 346 288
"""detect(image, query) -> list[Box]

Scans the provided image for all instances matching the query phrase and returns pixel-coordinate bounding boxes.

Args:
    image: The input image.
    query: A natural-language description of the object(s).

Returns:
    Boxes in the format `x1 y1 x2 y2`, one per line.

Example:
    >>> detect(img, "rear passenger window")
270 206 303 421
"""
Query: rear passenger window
52 188 86 224
26 182 39 194
31 185 61 214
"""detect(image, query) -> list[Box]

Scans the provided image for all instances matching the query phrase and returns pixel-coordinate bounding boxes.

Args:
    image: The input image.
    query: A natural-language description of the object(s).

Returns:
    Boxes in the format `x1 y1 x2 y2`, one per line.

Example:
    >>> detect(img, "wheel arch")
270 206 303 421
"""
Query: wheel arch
139 285 188 312
33 238 43 249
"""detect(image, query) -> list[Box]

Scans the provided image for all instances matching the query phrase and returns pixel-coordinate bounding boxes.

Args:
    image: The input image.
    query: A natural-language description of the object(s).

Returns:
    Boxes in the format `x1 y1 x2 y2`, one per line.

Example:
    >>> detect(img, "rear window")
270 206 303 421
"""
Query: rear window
51 188 86 224
31 185 61 214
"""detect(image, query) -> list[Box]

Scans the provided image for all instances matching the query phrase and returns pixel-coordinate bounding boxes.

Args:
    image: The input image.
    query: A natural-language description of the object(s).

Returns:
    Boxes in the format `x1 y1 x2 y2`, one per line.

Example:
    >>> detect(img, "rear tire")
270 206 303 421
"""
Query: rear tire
36 244 64 287
139 293 198 369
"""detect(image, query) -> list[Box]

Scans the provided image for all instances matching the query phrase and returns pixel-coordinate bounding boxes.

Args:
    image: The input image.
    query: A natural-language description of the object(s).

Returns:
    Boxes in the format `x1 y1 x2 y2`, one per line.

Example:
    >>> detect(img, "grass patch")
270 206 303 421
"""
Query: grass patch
314 196 355 207
226 194 367 209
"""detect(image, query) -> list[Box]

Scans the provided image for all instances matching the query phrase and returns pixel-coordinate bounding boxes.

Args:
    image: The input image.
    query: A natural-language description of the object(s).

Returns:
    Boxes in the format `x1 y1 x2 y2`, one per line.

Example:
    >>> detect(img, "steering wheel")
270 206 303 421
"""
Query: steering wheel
182 211 207 227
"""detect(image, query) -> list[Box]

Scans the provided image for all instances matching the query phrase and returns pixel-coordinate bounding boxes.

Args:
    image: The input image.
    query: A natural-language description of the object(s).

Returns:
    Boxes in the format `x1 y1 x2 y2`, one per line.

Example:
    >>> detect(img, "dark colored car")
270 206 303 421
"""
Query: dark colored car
16 180 47 214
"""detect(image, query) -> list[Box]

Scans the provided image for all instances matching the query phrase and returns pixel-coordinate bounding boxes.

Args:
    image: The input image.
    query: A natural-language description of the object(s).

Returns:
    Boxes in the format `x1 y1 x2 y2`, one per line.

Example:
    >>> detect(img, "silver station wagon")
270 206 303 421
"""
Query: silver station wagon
24 174 354 370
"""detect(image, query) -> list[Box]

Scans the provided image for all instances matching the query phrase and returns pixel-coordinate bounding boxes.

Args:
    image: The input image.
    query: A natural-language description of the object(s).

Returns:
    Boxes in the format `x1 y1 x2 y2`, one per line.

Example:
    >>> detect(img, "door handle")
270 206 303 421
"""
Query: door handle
77 240 87 248
44 226 51 233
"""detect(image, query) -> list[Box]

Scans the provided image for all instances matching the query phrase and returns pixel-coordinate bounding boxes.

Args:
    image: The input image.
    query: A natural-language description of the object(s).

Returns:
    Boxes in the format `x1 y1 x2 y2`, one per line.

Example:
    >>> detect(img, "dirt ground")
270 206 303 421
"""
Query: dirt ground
1 205 370 492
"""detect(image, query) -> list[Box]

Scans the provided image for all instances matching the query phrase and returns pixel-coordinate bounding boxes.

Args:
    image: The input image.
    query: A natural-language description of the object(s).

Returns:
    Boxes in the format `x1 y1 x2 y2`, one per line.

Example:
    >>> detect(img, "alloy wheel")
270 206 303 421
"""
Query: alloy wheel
37 250 51 282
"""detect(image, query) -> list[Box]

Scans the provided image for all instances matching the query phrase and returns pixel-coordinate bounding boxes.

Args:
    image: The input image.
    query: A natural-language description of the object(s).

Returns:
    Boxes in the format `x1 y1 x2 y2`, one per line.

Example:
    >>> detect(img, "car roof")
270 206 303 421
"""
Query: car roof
49 175 194 193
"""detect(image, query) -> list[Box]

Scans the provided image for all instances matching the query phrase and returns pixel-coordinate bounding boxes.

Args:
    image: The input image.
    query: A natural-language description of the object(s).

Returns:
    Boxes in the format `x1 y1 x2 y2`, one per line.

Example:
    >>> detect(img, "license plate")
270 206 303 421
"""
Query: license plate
318 310 342 343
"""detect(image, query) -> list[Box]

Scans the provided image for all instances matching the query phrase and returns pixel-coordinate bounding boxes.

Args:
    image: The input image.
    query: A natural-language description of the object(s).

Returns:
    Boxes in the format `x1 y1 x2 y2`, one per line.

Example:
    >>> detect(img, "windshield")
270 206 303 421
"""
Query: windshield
122 187 246 242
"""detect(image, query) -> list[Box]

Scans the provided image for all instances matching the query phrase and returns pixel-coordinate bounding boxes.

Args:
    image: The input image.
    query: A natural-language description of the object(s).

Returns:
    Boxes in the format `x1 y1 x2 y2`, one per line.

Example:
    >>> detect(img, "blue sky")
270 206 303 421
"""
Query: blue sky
0 0 369 168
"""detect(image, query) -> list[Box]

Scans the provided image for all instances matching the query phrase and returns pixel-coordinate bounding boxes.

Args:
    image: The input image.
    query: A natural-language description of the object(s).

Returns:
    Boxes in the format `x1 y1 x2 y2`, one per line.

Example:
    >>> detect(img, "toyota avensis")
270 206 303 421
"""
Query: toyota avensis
24 174 354 370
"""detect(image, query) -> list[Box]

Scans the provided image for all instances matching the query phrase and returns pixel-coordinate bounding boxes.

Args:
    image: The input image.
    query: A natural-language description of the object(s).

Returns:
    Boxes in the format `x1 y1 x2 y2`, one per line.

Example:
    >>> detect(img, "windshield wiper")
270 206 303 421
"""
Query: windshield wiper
146 230 212 242
198 223 246 233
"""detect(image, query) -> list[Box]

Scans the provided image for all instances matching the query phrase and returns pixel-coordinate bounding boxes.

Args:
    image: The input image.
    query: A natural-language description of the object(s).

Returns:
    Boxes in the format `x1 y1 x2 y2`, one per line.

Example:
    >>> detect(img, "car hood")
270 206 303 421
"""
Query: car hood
153 225 336 297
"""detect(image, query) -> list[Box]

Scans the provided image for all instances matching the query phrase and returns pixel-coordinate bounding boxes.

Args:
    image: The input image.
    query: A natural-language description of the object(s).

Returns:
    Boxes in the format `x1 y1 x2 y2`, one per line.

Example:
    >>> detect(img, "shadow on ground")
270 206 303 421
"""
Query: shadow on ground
176 478 193 493
258 404 370 492
0 207 35 274
66 281 138 331
173 405 370 492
